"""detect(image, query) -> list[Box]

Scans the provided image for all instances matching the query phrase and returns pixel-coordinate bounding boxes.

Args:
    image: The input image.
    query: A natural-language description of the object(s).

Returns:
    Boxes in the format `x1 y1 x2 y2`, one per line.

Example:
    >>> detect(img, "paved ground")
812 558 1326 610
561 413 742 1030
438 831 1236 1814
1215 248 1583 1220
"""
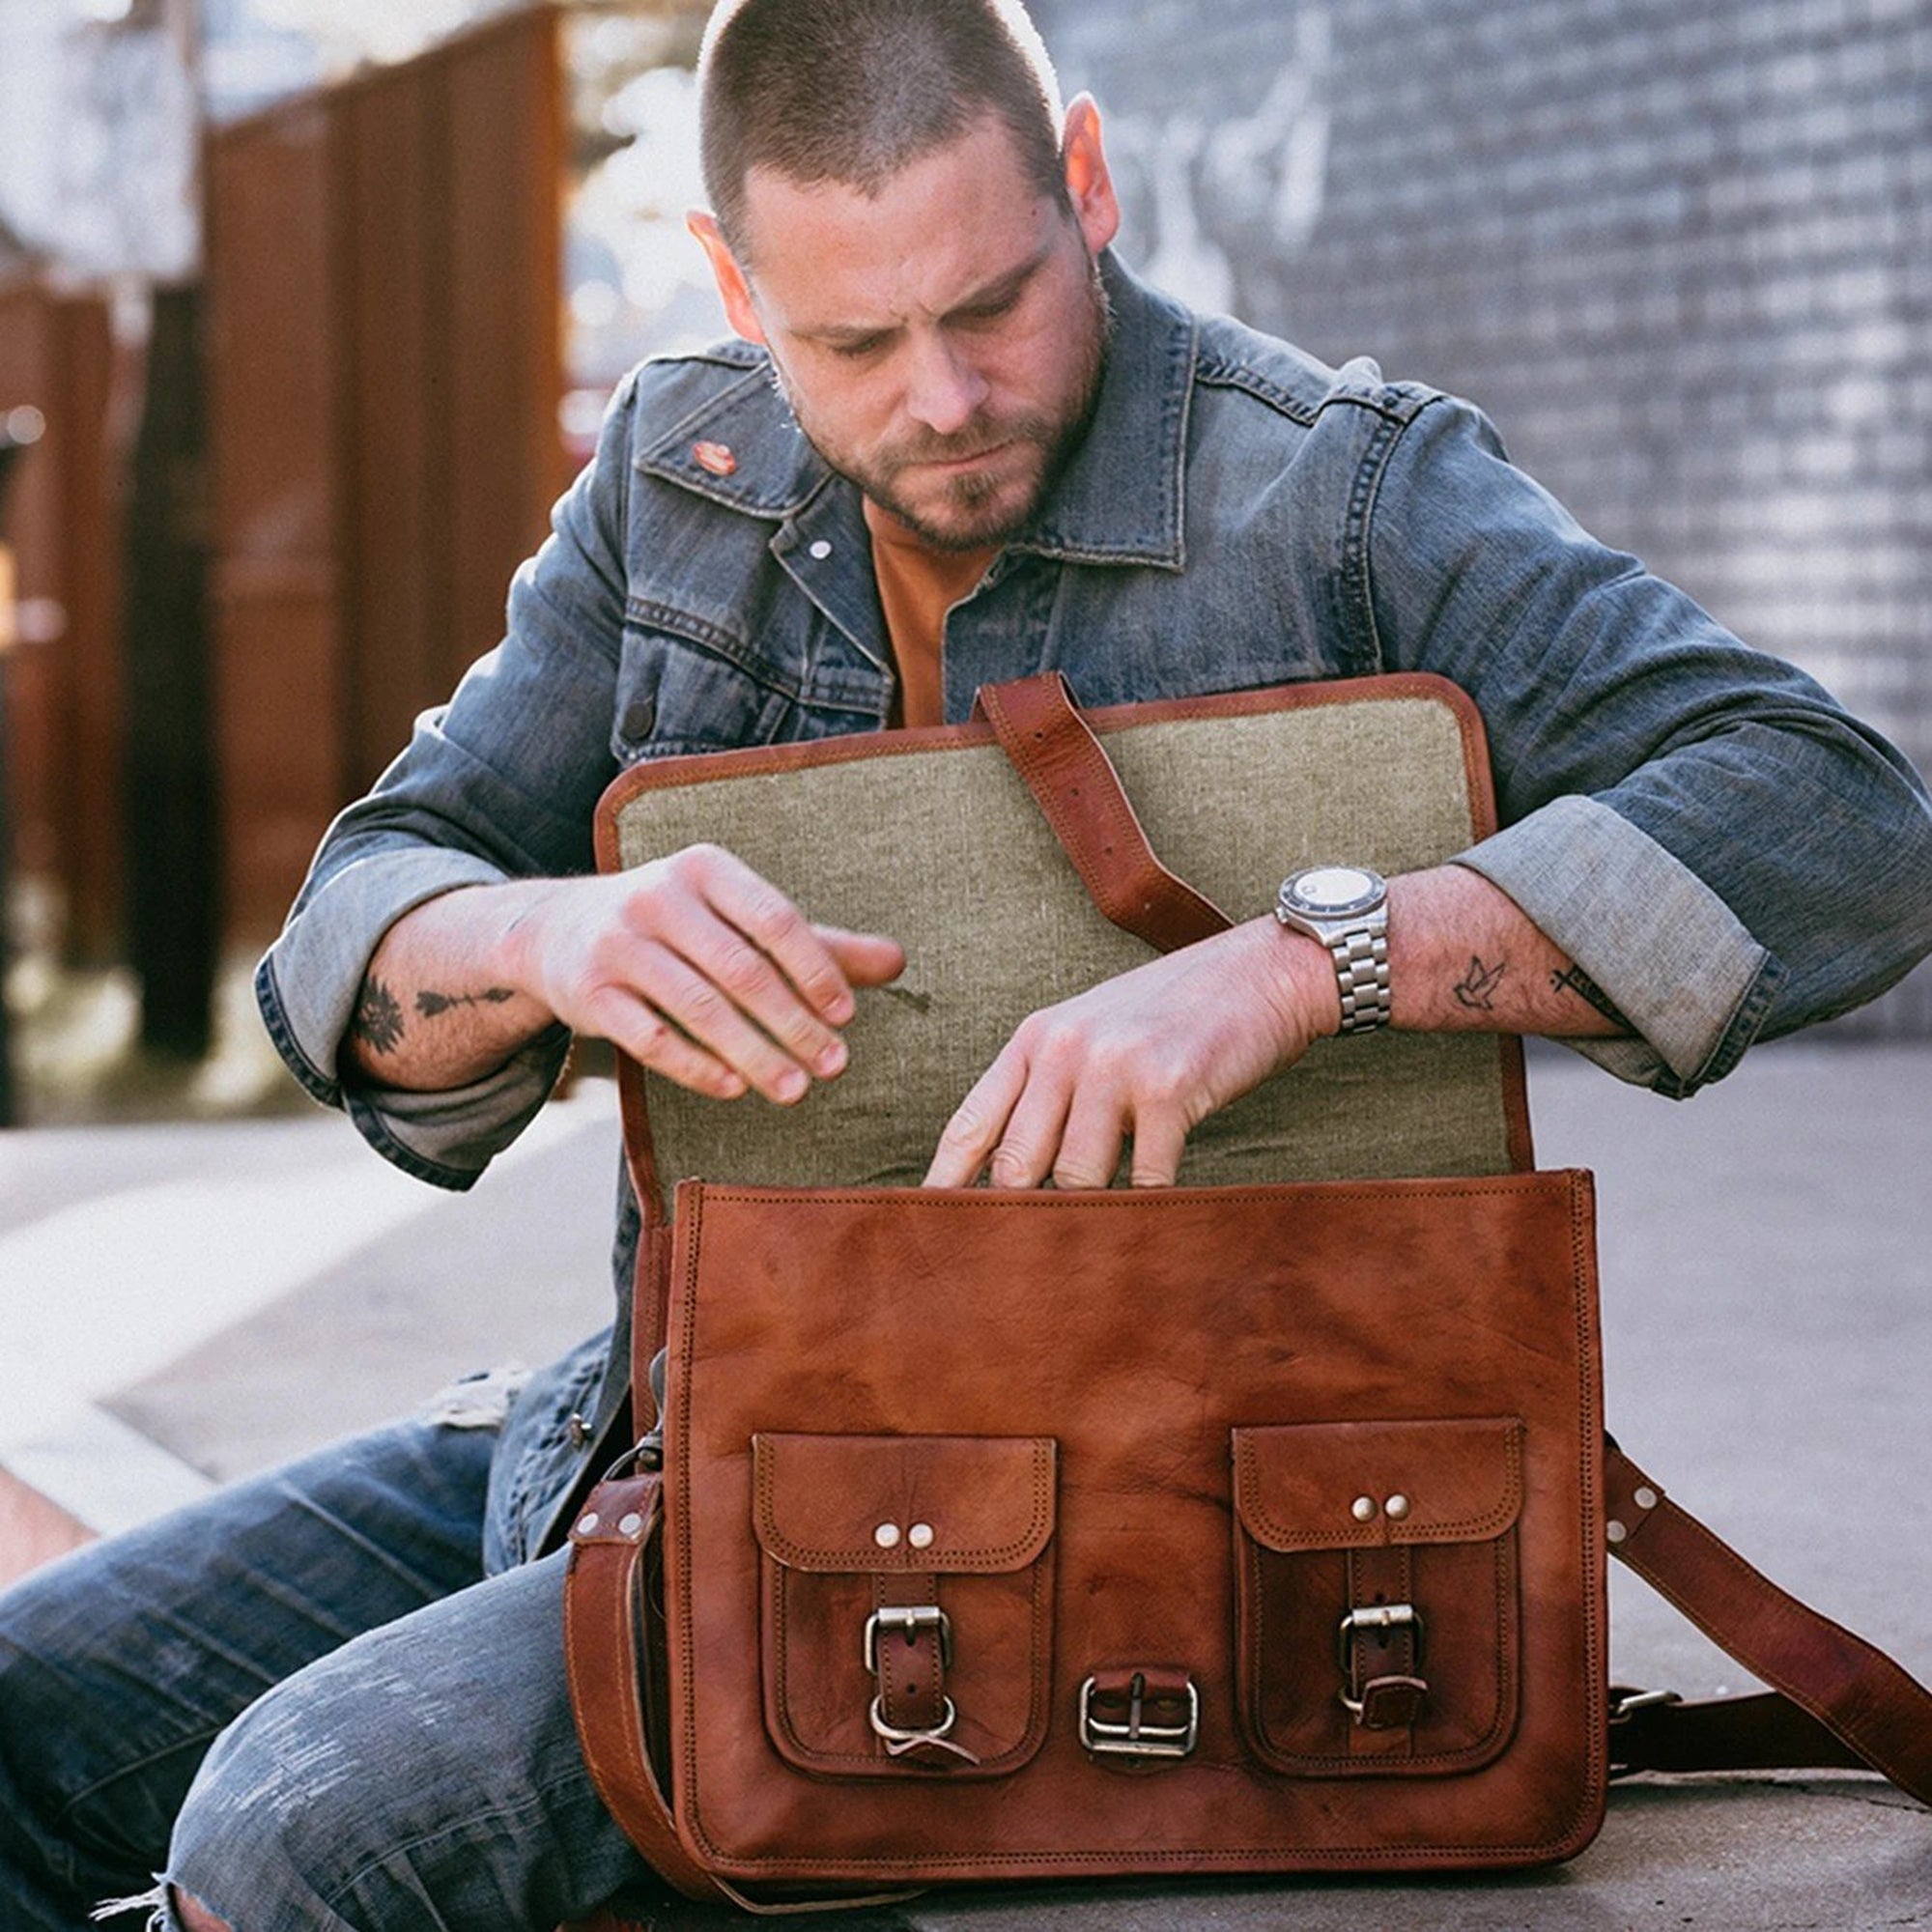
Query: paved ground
1 1037 1928 1926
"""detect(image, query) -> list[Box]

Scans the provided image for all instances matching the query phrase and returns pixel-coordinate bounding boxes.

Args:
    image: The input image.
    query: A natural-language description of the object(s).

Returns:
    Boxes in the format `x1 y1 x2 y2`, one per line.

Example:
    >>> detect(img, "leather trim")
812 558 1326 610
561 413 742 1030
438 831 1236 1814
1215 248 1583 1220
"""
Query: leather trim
595 673 1496 841
753 1434 1056 1573
1234 1417 1525 1551
973 672 1231 952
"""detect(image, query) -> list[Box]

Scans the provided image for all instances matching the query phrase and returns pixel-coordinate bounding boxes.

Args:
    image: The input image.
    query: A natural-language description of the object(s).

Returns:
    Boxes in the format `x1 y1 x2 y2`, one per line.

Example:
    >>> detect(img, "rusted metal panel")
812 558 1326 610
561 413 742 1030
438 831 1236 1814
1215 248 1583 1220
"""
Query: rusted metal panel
50 297 123 963
444 12 568 694
204 94 349 938
337 65 445 793
210 586 345 932
0 283 122 960
0 288 62 886
204 7 565 943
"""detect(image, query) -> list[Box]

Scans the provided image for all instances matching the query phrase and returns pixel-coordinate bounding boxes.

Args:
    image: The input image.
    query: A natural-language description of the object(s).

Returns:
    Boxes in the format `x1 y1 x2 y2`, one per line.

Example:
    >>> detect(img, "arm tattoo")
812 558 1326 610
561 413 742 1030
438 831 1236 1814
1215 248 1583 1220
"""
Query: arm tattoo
415 987 516 1019
1452 954 1508 1012
352 976 406 1055
1550 964 1634 1033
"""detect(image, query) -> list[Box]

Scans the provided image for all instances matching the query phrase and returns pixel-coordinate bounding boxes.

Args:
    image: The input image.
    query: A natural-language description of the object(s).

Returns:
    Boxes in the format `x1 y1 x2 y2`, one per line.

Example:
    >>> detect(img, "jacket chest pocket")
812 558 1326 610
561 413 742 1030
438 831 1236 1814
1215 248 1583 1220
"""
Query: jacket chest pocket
611 621 800 763
1232 1416 1524 1776
752 1432 1058 1779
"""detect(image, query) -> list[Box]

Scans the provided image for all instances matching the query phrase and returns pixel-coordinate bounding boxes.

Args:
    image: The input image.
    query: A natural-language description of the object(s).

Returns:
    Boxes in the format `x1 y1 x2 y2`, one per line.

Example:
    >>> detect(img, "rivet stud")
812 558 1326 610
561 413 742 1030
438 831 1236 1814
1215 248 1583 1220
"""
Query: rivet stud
1384 1493 1411 1521
1351 1495 1378 1522
1607 1520 1628 1545
1634 1486 1658 1511
874 1521 902 1548
575 1513 600 1538
908 1521 935 1549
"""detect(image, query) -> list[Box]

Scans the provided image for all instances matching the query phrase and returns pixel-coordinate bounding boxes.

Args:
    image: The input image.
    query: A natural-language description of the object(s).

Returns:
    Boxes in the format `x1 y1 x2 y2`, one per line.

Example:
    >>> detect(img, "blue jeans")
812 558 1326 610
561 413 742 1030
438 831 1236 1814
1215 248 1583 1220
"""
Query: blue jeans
0 1411 669 1930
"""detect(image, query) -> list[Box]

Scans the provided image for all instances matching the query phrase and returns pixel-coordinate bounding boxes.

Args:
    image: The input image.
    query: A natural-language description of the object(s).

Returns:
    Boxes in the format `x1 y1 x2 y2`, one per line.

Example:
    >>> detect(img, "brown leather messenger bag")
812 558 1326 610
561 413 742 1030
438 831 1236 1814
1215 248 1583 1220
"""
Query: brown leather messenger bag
562 673 1932 1911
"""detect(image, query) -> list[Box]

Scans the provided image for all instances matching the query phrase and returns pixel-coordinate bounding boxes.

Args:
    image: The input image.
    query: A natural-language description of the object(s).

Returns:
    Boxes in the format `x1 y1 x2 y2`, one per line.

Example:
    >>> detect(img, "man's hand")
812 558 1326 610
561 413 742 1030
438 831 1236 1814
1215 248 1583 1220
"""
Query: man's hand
344 844 905 1102
921 867 1633 1192
923 917 1340 1190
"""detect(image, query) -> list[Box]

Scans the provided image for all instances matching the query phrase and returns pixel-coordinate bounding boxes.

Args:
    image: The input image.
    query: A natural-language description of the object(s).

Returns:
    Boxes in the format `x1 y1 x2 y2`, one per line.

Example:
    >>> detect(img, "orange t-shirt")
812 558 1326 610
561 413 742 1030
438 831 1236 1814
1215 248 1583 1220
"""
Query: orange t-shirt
863 498 998 728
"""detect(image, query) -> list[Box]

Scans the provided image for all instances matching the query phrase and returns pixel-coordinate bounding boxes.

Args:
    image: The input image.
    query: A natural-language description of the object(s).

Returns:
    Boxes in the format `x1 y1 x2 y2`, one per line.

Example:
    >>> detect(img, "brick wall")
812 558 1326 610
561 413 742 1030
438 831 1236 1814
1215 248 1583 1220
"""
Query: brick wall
1037 0 1932 1037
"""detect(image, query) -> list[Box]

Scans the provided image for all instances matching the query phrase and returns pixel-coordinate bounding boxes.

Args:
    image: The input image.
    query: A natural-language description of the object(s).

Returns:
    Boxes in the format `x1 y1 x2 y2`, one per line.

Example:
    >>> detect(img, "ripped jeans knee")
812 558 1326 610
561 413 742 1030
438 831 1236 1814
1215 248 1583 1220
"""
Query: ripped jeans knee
148 1553 649 1932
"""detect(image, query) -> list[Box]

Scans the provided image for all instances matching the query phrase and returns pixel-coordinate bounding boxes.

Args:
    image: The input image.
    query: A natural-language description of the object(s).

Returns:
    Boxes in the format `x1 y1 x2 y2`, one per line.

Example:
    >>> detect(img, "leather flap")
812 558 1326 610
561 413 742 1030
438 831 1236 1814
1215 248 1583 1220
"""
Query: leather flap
1234 1417 1524 1551
753 1433 1056 1575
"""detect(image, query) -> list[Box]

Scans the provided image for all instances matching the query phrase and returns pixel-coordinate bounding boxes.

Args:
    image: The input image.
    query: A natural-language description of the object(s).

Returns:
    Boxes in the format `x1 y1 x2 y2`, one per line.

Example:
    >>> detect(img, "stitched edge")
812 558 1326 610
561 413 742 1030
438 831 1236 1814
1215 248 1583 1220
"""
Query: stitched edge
753 1436 1057 1571
1238 1521 1521 1776
1233 1418 1525 1550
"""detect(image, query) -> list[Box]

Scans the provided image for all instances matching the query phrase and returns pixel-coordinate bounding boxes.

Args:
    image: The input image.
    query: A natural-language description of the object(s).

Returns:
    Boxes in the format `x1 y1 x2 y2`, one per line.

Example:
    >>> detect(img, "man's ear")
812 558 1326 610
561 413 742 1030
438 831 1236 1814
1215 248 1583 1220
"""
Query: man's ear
688 210 766 344
1060 94 1122 256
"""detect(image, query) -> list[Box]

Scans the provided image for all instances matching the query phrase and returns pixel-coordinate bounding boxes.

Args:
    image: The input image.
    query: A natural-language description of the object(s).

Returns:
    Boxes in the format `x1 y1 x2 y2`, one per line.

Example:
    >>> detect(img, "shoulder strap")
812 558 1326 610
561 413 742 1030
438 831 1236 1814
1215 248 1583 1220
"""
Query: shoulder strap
973 672 1232 952
562 1473 724 1904
1605 1443 1932 1803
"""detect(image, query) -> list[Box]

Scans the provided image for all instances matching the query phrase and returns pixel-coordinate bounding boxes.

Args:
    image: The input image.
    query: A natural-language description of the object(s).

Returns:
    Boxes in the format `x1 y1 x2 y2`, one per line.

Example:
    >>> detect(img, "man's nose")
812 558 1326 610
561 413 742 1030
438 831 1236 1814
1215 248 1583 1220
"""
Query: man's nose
904 333 988 437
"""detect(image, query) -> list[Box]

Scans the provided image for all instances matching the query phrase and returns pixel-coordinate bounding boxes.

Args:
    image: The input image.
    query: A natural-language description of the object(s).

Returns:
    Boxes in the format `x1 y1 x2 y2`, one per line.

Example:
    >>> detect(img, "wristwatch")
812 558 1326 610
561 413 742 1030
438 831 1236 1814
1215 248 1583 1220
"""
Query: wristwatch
1274 866 1392 1034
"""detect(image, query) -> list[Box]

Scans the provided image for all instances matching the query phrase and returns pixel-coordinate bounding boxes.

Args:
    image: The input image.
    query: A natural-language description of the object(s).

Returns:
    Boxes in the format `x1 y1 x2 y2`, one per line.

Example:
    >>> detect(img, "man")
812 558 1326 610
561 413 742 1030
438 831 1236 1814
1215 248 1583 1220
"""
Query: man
4 1 1929 1926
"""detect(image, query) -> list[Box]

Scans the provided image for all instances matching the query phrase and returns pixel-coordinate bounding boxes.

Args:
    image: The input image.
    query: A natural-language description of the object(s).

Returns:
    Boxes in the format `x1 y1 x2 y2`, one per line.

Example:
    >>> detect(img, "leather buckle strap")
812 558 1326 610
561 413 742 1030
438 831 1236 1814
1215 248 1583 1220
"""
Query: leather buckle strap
1337 1602 1428 1729
1340 1544 1430 1742
973 672 1231 954
864 1596 979 1765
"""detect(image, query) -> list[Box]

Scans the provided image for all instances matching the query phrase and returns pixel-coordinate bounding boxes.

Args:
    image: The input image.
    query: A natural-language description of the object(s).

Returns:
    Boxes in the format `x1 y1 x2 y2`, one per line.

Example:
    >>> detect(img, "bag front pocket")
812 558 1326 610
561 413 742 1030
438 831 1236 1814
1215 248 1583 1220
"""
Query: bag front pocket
1233 1416 1523 1776
752 1432 1057 1778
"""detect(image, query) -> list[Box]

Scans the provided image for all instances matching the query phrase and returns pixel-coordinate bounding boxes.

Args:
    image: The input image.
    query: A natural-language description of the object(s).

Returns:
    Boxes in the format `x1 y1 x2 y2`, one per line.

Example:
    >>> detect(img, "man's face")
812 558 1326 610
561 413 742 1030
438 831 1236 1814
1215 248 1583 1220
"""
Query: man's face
705 112 1119 551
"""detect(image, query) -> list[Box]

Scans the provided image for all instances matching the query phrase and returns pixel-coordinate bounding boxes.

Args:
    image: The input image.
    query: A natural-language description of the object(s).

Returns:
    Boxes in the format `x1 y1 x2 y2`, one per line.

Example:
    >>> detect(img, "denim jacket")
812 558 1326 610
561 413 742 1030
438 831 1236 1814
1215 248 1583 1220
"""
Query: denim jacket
257 256 1932 1557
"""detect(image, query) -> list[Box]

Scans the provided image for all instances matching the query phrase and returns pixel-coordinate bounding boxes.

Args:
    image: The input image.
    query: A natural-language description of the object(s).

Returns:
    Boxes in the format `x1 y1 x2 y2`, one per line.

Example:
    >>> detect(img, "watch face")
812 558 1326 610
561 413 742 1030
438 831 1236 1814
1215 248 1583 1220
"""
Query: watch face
1286 866 1384 918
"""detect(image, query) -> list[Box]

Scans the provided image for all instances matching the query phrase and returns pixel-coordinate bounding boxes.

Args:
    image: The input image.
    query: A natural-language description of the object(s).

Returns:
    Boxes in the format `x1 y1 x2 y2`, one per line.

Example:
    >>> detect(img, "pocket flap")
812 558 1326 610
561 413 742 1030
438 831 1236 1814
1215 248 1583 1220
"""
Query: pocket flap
1233 1416 1524 1550
753 1433 1056 1574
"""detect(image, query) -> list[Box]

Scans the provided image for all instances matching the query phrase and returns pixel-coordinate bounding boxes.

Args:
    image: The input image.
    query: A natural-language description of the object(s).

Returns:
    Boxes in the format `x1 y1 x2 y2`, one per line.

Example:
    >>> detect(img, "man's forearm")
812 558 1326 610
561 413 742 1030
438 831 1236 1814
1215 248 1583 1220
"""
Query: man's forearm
343 882 560 1090
1385 866 1630 1040
340 849 908 1104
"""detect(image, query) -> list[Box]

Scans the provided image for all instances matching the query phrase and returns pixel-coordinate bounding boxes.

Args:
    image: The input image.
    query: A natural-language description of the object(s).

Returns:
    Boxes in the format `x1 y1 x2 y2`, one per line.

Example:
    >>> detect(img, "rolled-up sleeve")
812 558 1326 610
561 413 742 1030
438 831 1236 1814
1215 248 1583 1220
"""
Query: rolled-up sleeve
1454 794 1778 1092
256 373 640 1185
1369 392 1932 1095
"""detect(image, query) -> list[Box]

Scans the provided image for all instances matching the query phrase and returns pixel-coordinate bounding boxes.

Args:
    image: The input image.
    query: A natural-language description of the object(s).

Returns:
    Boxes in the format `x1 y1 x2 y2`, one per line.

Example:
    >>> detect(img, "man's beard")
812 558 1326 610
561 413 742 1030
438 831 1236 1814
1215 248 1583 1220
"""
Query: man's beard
776 257 1112 554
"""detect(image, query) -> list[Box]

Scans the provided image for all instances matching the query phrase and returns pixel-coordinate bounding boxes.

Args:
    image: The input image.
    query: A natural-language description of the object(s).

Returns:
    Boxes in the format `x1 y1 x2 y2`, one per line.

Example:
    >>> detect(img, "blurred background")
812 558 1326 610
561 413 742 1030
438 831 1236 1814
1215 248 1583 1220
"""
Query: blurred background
0 0 1928 1126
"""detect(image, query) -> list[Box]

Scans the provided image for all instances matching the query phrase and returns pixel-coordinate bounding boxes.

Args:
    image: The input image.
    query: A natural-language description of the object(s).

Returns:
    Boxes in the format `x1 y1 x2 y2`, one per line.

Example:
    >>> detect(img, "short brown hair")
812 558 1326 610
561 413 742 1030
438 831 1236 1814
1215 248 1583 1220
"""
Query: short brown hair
698 0 1068 260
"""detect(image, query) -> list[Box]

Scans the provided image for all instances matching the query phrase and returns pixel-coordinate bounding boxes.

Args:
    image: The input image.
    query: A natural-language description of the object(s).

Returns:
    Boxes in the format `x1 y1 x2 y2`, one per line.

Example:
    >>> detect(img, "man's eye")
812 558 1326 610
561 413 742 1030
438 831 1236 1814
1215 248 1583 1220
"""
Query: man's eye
830 335 887 360
955 294 1020 328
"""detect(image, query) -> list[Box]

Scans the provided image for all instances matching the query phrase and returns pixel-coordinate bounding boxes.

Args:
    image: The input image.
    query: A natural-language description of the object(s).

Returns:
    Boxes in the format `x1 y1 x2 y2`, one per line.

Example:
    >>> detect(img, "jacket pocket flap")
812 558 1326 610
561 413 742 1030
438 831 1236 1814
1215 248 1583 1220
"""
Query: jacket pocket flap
1234 1416 1524 1550
753 1433 1057 1574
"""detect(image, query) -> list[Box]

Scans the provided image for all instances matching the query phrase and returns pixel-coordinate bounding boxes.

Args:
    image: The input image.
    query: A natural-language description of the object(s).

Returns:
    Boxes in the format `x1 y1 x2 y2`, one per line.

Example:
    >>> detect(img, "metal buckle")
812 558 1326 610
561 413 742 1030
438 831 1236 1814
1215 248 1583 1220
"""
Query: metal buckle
1608 1686 1682 1722
1336 1602 1424 1718
1078 1673 1200 1759
868 1694 960 1747
603 1348 669 1478
863 1605 953 1674
1336 1602 1423 1675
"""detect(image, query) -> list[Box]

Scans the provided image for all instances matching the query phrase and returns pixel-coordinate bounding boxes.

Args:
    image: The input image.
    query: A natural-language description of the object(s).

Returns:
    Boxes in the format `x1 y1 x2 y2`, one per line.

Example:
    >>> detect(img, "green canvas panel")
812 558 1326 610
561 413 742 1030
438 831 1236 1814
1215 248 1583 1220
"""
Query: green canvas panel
604 687 1523 1212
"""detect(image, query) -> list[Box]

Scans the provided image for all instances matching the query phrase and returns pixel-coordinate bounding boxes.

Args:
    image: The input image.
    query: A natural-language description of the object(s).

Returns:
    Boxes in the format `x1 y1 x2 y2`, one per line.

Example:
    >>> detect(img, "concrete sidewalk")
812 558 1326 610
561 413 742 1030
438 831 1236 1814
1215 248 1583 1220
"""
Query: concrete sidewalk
1 1038 1928 1925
